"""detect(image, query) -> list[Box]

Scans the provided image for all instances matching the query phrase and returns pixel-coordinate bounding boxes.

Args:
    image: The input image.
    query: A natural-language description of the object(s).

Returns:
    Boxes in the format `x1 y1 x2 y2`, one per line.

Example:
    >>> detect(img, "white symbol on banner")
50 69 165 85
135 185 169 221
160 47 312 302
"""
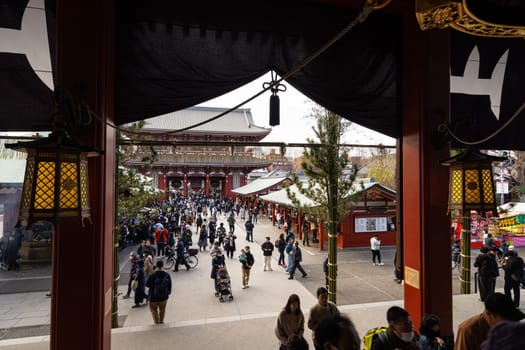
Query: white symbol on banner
0 0 54 90
450 46 508 120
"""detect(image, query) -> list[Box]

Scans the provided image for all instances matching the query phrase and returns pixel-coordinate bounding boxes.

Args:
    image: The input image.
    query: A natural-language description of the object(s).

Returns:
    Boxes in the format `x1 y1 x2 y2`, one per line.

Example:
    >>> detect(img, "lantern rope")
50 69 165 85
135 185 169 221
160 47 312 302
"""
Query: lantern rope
439 97 525 146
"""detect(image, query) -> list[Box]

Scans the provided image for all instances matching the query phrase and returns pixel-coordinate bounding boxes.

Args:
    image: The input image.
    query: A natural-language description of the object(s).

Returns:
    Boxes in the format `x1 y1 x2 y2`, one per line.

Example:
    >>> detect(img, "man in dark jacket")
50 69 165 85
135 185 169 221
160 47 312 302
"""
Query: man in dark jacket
502 245 524 307
474 246 499 302
261 236 274 271
146 260 171 324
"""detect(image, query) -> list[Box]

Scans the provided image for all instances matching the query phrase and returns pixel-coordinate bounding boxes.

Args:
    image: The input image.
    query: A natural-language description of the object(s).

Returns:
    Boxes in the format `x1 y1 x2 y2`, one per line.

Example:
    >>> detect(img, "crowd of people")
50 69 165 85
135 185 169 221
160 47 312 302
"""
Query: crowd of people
115 193 525 349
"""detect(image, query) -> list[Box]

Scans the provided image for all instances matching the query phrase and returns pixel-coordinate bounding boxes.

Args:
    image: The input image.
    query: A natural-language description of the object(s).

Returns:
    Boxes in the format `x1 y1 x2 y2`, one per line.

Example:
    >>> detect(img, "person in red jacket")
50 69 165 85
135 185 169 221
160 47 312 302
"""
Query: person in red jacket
155 228 169 257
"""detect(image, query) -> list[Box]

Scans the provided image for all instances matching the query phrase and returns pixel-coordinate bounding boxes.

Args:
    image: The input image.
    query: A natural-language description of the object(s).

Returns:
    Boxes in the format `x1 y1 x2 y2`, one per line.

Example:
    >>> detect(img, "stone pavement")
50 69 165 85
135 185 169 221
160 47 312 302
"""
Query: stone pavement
0 215 523 349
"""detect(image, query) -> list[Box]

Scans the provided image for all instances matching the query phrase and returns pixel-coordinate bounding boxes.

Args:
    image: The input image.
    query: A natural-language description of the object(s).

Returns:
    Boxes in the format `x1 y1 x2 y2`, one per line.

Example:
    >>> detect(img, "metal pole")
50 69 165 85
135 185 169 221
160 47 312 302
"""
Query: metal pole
460 214 471 294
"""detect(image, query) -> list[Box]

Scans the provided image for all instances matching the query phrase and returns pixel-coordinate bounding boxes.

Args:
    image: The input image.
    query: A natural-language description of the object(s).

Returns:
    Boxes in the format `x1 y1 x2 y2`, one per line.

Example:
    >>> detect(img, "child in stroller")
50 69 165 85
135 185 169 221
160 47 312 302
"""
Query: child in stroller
214 266 233 302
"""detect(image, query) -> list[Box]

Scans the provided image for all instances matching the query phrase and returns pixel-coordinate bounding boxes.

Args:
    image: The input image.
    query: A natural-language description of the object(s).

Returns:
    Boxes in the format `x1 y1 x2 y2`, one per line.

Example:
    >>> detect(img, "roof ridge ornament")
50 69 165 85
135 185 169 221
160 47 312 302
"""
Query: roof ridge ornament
416 0 525 37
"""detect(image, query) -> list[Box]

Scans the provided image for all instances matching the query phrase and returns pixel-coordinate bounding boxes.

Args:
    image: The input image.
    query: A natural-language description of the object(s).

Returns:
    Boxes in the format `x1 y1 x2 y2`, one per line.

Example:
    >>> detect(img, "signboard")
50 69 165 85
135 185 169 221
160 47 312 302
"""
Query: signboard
496 181 509 194
355 217 387 233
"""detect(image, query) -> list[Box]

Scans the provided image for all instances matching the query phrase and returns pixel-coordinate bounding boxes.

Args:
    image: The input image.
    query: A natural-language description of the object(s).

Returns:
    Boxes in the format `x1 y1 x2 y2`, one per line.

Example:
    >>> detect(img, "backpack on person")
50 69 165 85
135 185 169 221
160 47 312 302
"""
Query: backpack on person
150 271 171 301
363 327 389 350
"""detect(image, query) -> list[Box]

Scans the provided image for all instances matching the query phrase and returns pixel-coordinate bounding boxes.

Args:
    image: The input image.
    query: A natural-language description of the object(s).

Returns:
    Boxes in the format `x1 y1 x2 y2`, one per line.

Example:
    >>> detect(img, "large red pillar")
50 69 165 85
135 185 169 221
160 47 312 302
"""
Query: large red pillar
401 10 453 338
53 0 115 348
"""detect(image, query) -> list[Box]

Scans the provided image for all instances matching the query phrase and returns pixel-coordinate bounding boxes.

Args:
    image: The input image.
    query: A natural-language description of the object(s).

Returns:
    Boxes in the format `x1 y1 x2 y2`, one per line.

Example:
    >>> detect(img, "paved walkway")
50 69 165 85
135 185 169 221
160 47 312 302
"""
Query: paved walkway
0 215 523 349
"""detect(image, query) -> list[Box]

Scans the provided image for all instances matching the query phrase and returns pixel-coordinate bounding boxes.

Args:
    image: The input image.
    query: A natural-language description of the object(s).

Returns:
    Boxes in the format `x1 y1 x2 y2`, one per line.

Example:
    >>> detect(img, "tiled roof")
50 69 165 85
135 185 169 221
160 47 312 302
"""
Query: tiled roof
139 106 271 136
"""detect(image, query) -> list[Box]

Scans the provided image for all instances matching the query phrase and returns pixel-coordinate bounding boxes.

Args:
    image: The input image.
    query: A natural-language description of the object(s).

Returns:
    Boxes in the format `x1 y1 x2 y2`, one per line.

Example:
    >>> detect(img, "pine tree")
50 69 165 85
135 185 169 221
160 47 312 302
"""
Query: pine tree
286 106 359 303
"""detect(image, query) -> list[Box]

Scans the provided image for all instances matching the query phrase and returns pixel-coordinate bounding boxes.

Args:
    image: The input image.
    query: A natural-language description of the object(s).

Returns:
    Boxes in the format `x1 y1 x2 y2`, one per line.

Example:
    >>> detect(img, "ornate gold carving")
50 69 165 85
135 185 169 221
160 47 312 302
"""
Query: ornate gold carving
416 0 525 38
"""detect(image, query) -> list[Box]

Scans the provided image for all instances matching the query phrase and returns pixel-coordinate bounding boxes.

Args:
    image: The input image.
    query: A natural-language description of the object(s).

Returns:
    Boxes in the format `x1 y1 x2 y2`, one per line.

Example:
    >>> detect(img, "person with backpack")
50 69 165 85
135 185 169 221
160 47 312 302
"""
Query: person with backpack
146 260 172 324
154 227 168 257
474 246 499 302
502 245 524 307
370 306 419 350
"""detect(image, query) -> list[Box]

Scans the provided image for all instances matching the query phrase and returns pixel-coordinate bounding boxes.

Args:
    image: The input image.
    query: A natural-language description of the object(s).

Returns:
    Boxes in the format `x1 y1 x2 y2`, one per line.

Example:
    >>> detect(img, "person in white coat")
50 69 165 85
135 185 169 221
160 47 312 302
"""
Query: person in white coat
370 234 384 266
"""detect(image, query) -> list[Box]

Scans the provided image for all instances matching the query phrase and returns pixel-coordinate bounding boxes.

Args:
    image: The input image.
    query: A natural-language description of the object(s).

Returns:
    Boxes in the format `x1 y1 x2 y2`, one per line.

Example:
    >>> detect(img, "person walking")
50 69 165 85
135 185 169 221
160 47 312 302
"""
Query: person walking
261 236 274 271
239 246 254 289
132 259 146 308
275 294 305 350
285 237 294 273
223 232 237 259
245 218 254 242
146 260 172 324
370 234 384 266
227 213 236 233
302 220 310 246
474 246 499 302
502 245 524 307
311 220 318 243
143 250 154 279
174 238 190 271
123 251 139 299
277 233 287 267
289 241 307 279
198 224 208 251
307 287 340 348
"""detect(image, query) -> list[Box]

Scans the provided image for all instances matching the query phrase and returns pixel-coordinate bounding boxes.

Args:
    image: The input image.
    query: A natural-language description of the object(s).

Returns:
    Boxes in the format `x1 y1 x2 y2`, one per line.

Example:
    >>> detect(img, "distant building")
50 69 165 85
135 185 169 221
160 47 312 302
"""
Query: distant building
122 106 274 198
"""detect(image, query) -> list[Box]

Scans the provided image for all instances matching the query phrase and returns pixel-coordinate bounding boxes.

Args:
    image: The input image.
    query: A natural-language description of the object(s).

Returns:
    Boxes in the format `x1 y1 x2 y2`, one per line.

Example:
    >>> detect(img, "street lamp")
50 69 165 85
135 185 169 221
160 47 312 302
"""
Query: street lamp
441 147 505 293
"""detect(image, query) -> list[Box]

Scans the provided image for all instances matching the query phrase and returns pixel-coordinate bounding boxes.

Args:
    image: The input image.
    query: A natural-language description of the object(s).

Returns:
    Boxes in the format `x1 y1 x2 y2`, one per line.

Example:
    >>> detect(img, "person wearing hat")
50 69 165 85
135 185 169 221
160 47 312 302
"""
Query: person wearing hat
261 236 274 271
455 292 525 350
474 246 499 302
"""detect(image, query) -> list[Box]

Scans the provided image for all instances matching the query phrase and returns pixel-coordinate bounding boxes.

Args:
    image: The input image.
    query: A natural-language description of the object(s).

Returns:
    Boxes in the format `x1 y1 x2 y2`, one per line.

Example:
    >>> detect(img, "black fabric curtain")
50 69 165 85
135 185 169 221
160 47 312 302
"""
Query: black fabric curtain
0 0 55 131
450 31 525 150
115 1 402 138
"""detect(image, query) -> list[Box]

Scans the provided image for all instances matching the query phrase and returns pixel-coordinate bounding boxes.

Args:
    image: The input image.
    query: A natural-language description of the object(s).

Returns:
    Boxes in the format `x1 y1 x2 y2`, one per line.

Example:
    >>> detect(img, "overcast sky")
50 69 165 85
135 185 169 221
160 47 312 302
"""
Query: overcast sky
198 72 396 149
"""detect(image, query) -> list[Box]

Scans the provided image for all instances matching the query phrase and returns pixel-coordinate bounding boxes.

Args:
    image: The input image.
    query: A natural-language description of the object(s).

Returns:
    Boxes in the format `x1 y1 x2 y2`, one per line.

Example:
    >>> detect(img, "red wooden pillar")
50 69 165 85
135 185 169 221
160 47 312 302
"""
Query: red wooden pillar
319 220 324 250
53 0 115 349
297 209 303 239
401 10 452 336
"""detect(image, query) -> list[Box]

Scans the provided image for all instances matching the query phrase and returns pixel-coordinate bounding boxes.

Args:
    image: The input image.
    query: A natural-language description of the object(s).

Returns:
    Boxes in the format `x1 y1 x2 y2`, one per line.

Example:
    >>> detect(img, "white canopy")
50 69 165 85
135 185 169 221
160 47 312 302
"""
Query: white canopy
259 185 319 208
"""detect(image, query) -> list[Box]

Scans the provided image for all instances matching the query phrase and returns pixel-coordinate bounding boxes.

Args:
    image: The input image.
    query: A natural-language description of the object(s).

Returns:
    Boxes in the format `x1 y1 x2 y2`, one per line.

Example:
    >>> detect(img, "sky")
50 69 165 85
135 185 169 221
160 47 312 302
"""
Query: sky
198 72 396 148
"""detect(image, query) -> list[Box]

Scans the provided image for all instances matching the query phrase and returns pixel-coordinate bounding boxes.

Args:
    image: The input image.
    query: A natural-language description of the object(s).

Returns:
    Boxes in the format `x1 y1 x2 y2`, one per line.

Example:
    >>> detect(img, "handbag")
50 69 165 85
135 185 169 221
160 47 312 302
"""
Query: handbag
131 279 138 291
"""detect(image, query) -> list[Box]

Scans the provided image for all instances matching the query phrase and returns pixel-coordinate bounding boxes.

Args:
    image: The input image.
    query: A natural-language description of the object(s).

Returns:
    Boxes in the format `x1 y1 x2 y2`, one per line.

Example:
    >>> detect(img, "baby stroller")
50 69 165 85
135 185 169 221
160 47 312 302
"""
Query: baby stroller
214 266 233 302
